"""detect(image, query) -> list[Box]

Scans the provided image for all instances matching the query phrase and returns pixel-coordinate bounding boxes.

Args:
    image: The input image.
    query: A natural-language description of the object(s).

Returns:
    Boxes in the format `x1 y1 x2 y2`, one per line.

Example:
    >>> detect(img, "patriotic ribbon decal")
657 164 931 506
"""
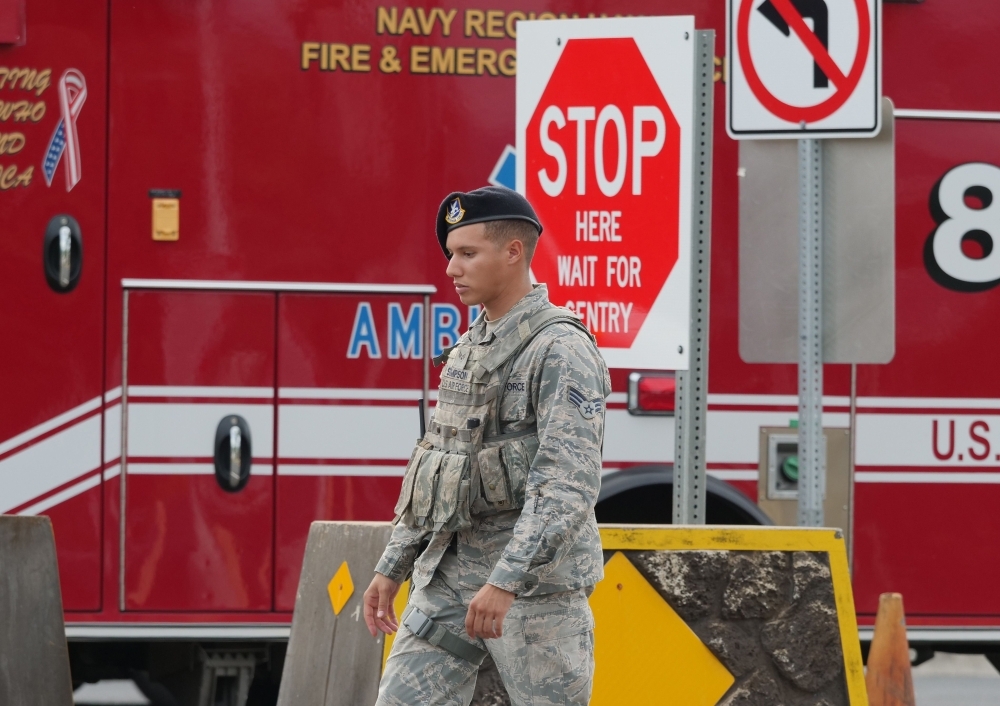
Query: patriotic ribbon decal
43 69 87 191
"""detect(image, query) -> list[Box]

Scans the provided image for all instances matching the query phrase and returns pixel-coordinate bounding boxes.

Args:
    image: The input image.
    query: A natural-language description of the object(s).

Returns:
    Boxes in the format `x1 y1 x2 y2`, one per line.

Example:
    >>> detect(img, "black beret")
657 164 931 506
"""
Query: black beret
435 186 542 257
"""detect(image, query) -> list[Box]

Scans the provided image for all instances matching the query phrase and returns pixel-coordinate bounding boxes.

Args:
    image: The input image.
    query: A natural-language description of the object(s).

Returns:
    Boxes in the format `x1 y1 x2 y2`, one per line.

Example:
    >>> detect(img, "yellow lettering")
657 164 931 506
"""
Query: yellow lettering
465 9 485 37
301 42 321 70
411 46 430 73
352 44 372 72
0 132 26 155
321 43 330 71
505 11 524 39
435 8 458 36
416 8 436 34
486 10 505 38
498 48 516 76
376 6 398 34
0 100 36 122
398 7 420 35
14 164 31 187
15 101 30 120
456 47 475 75
477 48 498 75
538 12 557 20
431 46 455 74
0 164 16 189
0 163 32 189
330 44 351 71
35 69 51 96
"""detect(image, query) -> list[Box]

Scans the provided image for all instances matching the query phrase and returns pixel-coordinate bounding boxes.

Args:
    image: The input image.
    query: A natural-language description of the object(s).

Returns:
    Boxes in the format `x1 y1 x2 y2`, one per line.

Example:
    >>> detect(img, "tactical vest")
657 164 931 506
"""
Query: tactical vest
393 306 596 532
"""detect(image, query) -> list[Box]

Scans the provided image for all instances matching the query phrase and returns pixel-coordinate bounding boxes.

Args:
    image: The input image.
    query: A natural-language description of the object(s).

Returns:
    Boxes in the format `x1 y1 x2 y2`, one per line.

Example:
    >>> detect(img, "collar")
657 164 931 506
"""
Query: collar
469 285 550 345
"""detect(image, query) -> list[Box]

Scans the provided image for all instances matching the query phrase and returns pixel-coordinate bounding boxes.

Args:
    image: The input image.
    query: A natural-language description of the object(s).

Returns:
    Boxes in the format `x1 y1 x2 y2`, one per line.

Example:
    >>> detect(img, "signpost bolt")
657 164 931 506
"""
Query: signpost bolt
678 345 684 354
799 121 807 129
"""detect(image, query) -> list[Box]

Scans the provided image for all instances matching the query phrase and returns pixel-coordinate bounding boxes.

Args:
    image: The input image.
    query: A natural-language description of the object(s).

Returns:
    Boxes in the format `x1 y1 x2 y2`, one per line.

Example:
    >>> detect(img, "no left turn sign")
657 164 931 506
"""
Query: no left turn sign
727 0 881 138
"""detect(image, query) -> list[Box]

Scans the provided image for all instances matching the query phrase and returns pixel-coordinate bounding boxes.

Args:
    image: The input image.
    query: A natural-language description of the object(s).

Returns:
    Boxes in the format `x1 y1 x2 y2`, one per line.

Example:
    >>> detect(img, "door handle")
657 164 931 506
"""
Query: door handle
59 226 72 287
229 424 242 488
215 415 251 492
44 215 83 293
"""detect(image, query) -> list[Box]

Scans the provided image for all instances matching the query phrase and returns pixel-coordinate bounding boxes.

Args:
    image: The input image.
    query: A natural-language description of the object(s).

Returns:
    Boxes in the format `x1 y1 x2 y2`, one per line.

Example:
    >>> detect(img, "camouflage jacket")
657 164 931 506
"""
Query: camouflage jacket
374 285 611 596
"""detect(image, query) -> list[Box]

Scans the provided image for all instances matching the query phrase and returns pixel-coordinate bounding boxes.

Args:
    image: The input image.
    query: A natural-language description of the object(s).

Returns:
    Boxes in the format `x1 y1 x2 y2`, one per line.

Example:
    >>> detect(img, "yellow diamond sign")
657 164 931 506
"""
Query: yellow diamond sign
327 561 354 616
590 552 735 706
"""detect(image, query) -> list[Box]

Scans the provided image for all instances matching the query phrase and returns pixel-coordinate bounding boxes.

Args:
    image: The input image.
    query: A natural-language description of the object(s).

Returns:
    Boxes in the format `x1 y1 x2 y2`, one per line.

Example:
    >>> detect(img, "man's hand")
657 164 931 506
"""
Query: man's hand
363 573 401 638
465 584 516 639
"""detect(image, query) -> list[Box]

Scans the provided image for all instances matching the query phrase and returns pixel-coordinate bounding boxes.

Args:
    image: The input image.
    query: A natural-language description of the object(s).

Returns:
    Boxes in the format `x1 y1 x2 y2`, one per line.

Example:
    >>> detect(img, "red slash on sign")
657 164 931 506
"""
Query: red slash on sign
737 0 870 123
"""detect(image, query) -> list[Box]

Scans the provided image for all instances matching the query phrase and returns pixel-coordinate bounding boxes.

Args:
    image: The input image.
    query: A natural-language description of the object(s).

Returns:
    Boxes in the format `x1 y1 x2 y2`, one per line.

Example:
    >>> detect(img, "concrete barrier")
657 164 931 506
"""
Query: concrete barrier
278 522 394 706
278 521 514 706
0 515 74 706
280 523 867 706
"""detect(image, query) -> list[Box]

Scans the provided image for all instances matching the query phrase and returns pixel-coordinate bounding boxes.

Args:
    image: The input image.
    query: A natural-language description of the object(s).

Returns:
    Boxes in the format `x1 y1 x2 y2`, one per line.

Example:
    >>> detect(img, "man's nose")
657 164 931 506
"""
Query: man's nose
445 256 460 277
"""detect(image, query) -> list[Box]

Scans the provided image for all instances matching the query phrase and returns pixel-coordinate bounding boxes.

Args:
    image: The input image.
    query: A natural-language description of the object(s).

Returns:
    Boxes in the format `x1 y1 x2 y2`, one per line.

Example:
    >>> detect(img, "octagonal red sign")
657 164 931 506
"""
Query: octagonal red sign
526 37 682 350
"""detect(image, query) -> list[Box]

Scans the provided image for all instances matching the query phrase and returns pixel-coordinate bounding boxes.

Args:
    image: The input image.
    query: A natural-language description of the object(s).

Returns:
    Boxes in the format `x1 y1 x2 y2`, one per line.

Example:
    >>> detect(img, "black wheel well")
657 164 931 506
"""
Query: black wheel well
595 465 772 525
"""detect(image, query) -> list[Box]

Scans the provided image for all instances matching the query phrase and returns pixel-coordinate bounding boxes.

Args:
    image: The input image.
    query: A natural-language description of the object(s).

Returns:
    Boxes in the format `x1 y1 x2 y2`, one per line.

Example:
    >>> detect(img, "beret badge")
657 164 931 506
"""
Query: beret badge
444 197 465 225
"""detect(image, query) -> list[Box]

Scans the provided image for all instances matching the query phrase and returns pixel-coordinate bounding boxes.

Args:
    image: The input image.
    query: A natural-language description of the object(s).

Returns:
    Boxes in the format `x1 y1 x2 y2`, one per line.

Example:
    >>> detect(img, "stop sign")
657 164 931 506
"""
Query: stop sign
517 18 696 370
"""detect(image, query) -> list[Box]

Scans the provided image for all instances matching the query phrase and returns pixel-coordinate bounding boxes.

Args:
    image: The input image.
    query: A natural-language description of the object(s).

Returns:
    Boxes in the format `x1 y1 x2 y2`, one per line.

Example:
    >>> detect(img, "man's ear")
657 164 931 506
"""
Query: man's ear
507 238 524 266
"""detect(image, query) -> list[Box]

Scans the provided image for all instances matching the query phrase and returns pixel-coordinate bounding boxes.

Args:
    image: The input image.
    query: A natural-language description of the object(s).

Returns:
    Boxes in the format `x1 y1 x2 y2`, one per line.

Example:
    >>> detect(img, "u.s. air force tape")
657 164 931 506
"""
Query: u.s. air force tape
400 604 488 665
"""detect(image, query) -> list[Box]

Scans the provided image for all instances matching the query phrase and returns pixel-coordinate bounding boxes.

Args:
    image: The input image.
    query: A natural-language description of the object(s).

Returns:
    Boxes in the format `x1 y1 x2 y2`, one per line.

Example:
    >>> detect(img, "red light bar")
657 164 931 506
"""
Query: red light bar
628 372 676 416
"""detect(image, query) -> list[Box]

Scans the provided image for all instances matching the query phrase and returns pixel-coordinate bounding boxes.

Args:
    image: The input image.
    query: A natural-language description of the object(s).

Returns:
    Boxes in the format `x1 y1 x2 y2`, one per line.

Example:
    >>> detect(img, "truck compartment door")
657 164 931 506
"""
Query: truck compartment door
0 0 109 611
122 290 275 611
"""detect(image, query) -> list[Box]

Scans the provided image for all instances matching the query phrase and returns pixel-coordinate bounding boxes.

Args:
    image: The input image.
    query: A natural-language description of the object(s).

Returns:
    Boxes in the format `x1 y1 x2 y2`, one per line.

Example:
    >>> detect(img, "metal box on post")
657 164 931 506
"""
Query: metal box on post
758 426 852 549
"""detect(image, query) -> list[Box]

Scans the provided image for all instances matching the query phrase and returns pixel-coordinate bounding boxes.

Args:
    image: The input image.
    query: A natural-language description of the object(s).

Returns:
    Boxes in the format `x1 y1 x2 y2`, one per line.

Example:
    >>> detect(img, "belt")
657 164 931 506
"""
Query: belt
400 605 488 665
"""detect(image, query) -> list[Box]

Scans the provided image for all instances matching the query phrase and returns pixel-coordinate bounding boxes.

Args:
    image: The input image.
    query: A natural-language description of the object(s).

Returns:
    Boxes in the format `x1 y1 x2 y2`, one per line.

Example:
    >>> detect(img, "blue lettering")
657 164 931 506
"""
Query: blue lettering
388 303 423 359
468 305 483 327
347 302 381 358
432 303 461 357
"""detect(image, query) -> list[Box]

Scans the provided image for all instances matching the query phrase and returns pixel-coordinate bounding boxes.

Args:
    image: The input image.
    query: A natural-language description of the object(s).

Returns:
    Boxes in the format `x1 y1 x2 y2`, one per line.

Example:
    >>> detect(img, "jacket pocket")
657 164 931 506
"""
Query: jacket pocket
410 449 445 521
393 445 426 519
431 452 470 529
477 446 509 505
500 439 531 508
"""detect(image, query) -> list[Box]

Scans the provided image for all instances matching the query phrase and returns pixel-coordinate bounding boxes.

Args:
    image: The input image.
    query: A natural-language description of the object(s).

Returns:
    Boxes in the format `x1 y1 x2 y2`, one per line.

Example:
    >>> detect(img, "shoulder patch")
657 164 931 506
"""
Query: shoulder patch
568 386 603 420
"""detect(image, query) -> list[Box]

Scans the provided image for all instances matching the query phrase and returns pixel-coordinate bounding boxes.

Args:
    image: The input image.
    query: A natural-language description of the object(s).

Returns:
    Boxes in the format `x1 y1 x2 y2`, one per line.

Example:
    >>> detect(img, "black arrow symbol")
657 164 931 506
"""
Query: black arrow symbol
757 0 830 88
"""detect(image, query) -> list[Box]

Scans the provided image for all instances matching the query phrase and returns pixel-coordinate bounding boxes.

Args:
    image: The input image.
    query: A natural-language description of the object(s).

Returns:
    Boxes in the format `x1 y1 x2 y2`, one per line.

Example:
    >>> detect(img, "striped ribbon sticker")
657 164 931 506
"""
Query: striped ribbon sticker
42 69 87 191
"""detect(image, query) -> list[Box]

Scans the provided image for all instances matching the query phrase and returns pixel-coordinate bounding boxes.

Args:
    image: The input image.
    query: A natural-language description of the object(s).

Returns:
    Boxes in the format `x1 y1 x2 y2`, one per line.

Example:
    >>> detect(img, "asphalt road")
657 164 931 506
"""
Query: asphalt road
74 653 1000 705
912 652 1000 705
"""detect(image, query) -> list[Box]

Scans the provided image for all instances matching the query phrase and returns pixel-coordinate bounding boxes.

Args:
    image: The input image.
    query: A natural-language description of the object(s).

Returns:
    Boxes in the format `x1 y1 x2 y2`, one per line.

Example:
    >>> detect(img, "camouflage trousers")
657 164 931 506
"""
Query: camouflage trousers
375 538 595 706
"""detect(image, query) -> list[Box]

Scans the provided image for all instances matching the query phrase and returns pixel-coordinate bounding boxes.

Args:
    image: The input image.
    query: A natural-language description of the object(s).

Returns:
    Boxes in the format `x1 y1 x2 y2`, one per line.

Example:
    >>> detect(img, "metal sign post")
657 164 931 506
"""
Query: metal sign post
728 0 884 528
673 31 715 525
797 139 826 526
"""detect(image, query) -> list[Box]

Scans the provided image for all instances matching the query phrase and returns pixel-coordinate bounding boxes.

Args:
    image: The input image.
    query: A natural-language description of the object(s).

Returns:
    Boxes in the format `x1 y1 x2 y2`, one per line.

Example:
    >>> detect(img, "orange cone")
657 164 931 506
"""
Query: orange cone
865 592 916 706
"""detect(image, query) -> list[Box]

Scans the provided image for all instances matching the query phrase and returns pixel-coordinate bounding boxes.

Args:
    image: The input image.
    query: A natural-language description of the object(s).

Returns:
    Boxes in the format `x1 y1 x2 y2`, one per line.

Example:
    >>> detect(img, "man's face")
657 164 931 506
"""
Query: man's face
445 223 519 306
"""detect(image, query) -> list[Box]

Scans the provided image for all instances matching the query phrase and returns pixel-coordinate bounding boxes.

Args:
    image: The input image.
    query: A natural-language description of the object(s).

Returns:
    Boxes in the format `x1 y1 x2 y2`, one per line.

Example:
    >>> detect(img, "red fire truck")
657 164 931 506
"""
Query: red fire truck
2 0 999 701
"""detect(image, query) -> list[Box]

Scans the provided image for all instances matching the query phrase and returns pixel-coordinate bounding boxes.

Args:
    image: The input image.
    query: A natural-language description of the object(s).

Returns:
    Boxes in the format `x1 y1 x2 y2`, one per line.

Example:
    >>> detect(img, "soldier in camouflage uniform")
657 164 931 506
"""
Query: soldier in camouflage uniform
363 186 610 706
